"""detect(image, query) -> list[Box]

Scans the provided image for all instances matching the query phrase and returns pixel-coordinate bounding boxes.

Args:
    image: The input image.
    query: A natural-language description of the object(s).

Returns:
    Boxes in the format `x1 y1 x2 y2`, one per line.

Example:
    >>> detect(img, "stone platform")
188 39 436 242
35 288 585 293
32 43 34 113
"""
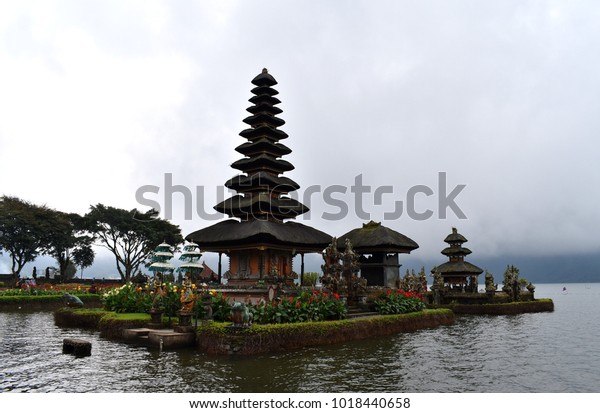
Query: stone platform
62 338 92 357
122 328 195 350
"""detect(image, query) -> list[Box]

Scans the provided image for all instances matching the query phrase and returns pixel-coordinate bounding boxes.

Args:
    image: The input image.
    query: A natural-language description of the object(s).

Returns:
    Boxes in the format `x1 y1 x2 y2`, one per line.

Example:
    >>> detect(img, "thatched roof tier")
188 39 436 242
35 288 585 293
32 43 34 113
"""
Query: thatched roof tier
214 194 307 220
243 112 285 128
239 125 288 141
248 94 282 107
337 221 419 253
225 172 300 194
186 219 331 253
444 227 468 244
435 261 483 275
251 68 277 86
231 154 294 174
235 139 292 157
246 103 282 116
250 85 279 96
441 246 472 256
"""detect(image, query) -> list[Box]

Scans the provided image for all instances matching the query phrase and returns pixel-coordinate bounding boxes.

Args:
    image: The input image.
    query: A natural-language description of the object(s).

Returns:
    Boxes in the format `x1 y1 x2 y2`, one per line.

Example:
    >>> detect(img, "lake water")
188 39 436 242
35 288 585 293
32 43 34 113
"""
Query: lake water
0 283 598 393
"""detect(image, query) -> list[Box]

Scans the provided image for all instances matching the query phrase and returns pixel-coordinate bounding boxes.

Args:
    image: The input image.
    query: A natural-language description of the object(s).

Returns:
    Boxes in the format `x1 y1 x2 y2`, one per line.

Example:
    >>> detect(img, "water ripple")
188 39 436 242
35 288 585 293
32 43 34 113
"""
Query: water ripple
1 284 598 392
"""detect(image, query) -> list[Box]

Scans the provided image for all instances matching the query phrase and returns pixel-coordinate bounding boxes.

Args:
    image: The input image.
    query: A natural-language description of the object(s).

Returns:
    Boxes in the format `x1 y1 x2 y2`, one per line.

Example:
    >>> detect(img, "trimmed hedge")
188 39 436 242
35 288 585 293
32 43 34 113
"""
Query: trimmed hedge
196 309 455 355
0 294 102 310
54 308 109 329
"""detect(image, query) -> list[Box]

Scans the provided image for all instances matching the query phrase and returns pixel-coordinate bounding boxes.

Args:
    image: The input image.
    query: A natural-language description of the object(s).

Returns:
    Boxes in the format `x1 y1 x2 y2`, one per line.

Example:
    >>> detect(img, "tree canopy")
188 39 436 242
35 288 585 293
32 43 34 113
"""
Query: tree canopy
0 196 55 277
0 196 95 282
42 211 94 283
86 204 183 282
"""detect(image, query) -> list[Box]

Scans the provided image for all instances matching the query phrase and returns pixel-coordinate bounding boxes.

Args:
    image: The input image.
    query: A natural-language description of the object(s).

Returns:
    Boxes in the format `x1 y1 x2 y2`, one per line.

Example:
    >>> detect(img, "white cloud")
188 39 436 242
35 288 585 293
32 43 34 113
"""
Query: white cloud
1 0 600 277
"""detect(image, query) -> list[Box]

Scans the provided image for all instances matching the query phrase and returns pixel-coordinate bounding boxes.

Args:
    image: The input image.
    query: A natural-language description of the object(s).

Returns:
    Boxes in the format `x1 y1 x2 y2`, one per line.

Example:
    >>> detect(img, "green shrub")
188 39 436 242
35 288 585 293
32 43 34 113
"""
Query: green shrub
102 283 153 313
374 289 425 315
301 272 319 287
251 290 346 324
193 290 232 322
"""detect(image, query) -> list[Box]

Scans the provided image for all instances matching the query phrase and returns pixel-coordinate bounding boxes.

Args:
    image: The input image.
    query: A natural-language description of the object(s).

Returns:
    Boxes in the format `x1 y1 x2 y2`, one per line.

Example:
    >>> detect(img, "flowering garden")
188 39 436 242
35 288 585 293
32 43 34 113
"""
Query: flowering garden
99 283 426 324
0 282 114 297
101 283 349 324
373 289 426 314
1 280 427 323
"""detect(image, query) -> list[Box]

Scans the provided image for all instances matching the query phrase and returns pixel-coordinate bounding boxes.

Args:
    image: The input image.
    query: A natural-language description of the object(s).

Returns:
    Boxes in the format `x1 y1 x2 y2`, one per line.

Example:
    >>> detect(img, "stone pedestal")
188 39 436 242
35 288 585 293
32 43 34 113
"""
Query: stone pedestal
177 311 192 326
175 311 195 333
148 309 163 329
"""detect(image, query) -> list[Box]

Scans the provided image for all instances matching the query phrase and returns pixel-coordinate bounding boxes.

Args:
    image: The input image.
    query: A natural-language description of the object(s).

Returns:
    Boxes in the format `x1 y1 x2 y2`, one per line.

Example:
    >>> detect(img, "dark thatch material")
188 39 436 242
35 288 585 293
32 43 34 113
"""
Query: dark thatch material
252 68 277 86
444 227 467 243
231 154 294 173
441 246 472 256
235 139 292 157
243 113 285 127
239 124 288 140
186 219 332 252
246 103 282 115
187 69 328 252
225 172 299 193
337 221 418 253
435 261 483 275
214 194 308 220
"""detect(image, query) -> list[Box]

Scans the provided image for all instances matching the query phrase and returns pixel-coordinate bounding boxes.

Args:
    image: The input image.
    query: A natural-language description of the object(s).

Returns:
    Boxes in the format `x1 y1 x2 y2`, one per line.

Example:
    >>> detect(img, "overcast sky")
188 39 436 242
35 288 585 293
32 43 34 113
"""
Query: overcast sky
1 0 599 276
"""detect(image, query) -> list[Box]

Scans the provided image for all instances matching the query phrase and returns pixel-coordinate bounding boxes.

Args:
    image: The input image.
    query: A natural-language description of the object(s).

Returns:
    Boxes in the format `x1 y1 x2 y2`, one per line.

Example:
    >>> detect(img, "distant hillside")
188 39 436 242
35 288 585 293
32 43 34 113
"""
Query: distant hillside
401 252 600 284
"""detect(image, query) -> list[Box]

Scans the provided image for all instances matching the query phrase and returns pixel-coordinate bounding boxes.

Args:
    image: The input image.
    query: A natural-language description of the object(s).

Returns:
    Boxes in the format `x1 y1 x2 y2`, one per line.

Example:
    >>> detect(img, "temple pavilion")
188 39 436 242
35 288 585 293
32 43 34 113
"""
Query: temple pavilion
337 221 419 288
434 227 483 292
186 69 331 286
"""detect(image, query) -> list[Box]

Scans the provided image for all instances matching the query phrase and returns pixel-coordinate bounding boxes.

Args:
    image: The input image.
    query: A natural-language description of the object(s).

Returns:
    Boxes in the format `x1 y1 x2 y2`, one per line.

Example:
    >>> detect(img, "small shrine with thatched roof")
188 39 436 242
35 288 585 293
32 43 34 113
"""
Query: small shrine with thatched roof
433 227 483 292
186 69 331 287
337 221 419 288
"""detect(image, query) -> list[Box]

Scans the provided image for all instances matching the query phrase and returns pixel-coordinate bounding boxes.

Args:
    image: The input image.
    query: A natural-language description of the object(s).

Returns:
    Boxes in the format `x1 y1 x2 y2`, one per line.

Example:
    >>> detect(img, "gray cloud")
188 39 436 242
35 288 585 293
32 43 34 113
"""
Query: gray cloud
1 1 599 277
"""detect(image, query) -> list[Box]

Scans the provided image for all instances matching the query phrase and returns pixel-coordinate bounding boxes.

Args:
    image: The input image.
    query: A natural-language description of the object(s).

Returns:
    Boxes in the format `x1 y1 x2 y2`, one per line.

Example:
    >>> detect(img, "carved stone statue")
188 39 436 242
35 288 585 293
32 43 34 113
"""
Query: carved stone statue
431 269 444 291
468 275 479 293
230 302 253 328
485 270 496 294
64 293 84 308
179 273 196 313
321 238 342 293
151 272 165 310
502 265 520 301
418 267 428 293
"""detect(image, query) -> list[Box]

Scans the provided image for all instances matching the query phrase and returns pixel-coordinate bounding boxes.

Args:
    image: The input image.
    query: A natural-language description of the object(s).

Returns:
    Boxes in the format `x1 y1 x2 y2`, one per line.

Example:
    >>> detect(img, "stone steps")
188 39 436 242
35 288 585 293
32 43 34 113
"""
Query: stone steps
346 306 379 319
123 328 195 350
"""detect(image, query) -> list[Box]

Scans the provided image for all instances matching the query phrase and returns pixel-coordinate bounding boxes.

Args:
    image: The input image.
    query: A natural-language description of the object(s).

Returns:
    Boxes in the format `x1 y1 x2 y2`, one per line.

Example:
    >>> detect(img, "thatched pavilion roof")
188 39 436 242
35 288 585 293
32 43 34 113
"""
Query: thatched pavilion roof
337 221 418 253
186 219 331 253
435 261 483 275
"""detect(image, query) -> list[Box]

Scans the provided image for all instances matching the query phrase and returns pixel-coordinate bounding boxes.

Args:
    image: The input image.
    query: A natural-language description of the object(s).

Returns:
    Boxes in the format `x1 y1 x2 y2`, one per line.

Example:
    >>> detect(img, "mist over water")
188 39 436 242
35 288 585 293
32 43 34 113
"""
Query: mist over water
1 284 598 392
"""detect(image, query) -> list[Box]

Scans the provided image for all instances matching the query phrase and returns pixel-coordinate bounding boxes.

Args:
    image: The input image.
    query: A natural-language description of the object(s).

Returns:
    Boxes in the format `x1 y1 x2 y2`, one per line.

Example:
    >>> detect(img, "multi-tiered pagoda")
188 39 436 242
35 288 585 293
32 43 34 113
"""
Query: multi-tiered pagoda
434 227 483 292
186 69 331 286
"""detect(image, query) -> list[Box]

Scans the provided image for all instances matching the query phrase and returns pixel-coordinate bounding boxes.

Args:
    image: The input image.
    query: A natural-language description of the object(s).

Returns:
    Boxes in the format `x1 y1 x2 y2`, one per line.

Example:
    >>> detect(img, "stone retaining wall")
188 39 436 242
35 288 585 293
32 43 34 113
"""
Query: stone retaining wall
438 299 554 315
196 309 455 355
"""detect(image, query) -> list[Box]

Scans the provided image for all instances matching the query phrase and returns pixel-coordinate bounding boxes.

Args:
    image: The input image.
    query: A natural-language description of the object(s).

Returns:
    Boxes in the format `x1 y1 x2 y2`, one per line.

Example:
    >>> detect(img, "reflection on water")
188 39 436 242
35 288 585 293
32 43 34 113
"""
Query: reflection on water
1 284 599 392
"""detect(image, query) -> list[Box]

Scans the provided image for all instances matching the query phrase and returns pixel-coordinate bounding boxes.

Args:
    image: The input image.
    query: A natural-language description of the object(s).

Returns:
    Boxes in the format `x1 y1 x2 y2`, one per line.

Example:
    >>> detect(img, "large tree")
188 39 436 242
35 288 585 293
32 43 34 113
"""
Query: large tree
43 211 94 283
86 204 183 282
72 243 95 278
0 196 55 279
